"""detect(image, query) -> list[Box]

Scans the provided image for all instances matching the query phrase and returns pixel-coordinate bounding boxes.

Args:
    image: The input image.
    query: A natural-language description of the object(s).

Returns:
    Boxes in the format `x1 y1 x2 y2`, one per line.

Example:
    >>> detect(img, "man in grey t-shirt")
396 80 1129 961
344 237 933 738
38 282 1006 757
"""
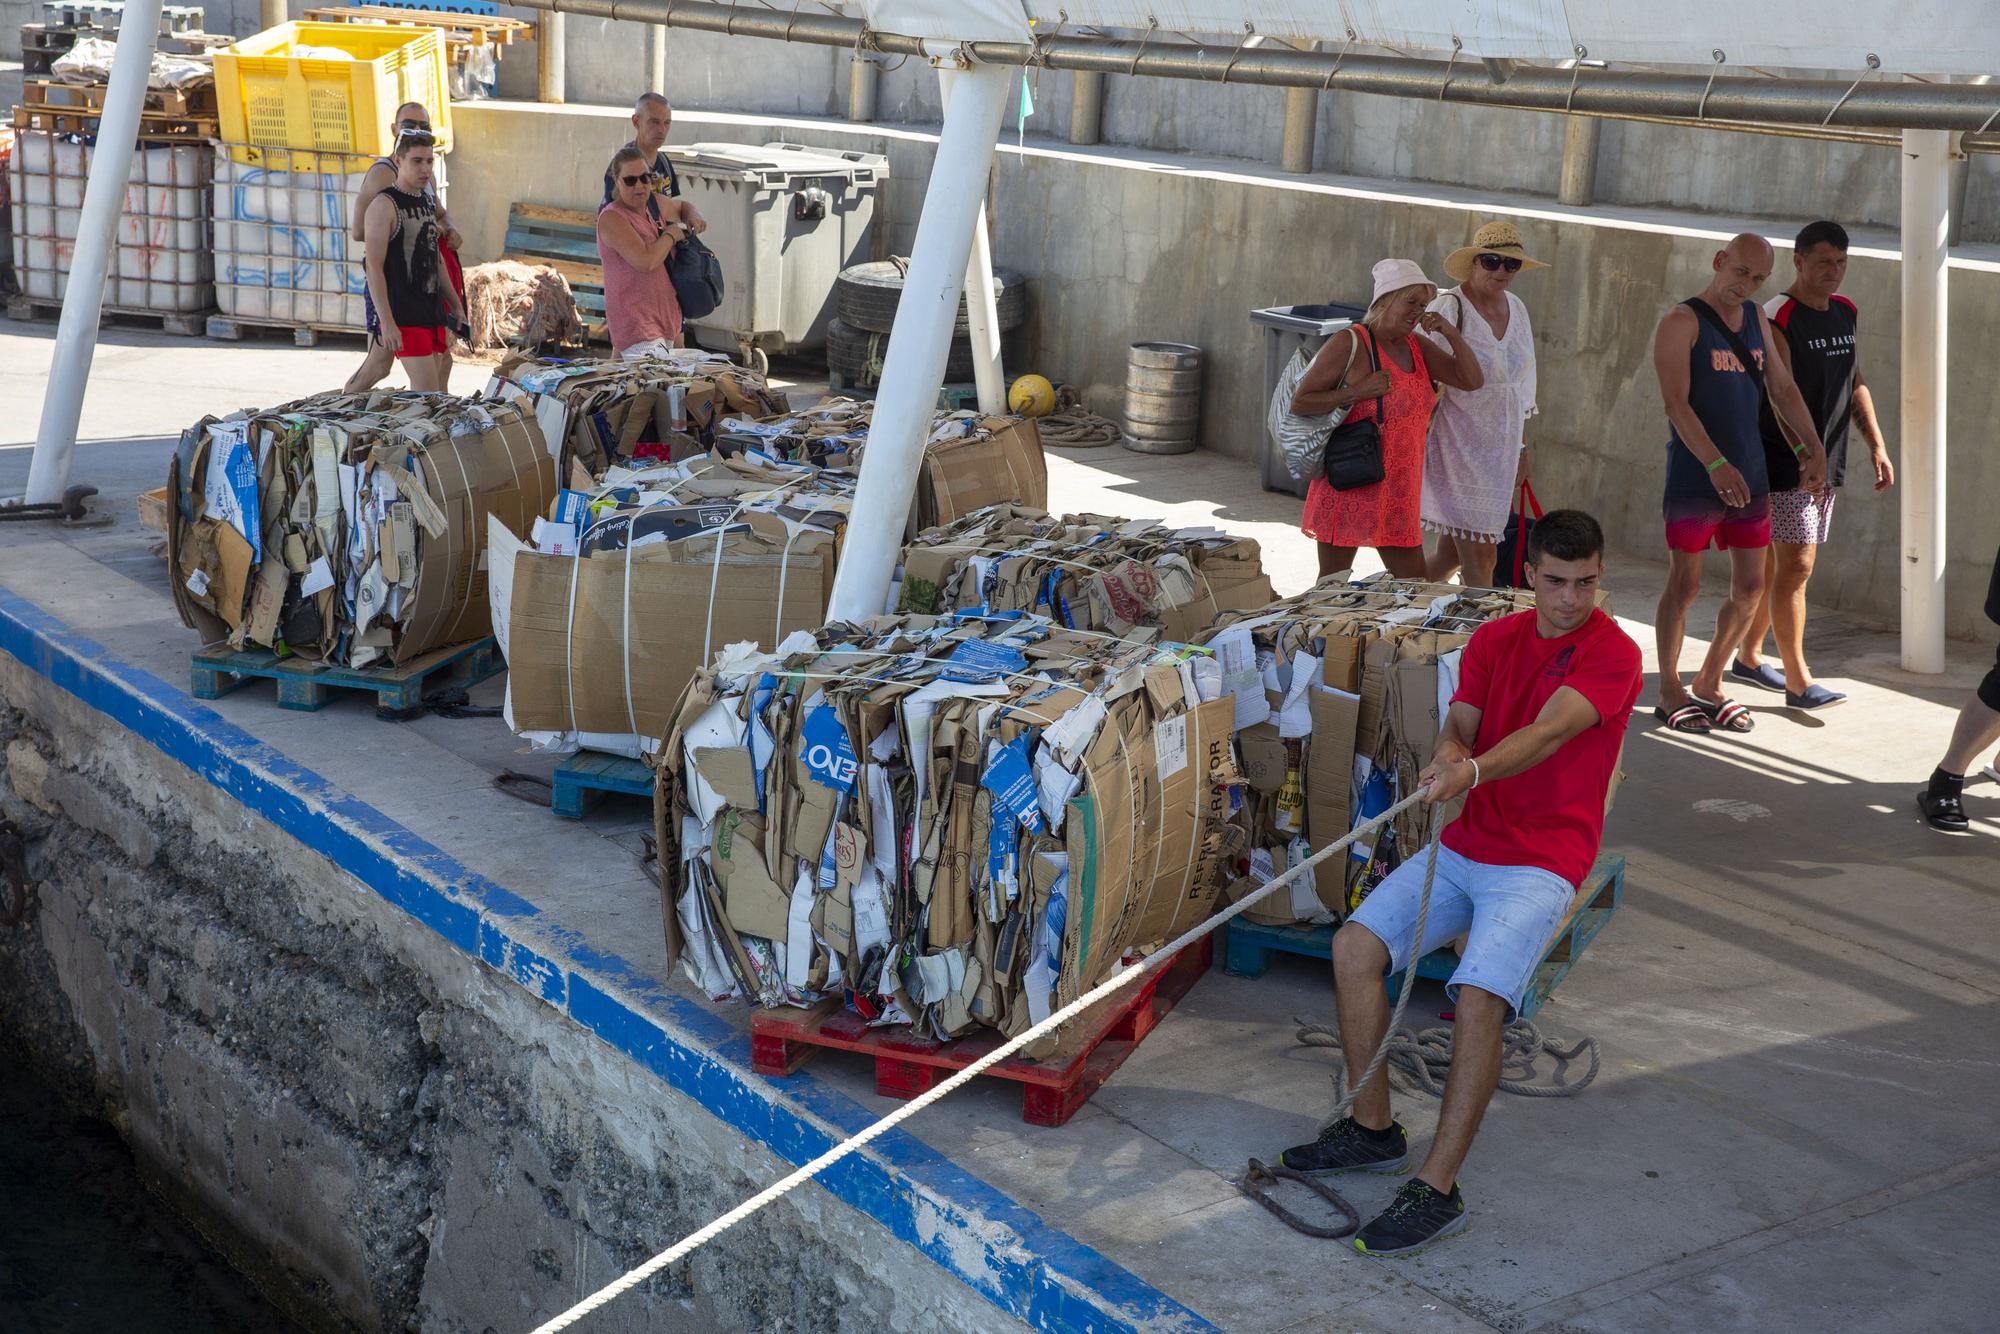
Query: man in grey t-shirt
600 92 708 234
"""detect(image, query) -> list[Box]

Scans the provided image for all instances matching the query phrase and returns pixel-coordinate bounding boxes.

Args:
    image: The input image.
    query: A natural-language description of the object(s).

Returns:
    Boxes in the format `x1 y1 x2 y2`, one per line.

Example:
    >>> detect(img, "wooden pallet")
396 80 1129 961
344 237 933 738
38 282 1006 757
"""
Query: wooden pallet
8 295 213 337
137 485 170 536
503 202 608 342
550 753 654 819
300 5 534 49
1220 853 1626 1021
205 313 366 347
191 637 501 717
826 372 982 412
11 103 218 140
25 77 218 119
750 935 1213 1127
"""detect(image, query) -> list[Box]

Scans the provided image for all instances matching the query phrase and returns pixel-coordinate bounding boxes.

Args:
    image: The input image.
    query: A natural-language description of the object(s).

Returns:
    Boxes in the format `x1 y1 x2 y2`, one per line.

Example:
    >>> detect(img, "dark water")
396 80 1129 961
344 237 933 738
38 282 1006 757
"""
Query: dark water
0 1058 302 1334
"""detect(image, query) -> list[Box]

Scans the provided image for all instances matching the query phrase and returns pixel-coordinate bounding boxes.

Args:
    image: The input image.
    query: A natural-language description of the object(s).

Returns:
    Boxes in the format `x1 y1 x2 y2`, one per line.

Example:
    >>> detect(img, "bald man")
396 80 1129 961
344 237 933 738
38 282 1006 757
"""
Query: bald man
1650 234 1826 737
601 92 707 235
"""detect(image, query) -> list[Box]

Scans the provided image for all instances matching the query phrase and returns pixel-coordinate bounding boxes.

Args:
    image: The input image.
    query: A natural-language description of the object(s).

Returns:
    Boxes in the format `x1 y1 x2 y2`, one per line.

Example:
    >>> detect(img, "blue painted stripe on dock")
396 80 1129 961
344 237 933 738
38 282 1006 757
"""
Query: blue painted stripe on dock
0 585 1217 1334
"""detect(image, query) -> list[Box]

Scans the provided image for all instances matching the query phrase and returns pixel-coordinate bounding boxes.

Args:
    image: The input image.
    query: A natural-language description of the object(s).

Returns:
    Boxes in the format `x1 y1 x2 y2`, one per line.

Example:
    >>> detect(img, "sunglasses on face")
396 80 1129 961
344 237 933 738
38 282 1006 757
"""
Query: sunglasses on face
619 172 653 186
398 118 431 132
1476 253 1524 273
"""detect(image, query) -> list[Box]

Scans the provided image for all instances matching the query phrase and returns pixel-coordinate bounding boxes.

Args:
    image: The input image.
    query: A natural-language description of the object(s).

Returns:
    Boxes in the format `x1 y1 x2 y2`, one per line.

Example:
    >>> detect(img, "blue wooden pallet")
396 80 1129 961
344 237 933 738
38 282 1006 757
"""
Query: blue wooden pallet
190 637 500 717
1221 852 1626 1020
551 753 655 819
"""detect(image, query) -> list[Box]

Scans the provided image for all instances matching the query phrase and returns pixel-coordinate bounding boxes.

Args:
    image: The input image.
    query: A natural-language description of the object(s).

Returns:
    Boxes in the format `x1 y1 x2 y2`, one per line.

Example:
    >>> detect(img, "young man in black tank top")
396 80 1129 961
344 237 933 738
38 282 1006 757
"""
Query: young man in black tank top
1729 221 1894 711
345 103 465 393
361 133 459 392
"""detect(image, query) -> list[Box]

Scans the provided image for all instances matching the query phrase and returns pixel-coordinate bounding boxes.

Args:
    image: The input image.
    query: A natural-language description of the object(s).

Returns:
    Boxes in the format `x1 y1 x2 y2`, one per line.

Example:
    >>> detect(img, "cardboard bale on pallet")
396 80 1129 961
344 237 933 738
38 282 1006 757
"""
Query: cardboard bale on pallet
168 390 555 668
728 397 1048 530
490 451 852 758
482 351 791 479
651 612 1246 1046
896 504 1274 641
1198 576 1556 929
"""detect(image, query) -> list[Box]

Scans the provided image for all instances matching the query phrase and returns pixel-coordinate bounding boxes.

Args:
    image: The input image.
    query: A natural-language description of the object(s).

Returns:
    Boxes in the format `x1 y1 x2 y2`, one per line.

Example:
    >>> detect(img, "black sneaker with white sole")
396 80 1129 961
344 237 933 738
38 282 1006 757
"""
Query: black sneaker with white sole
1278 1116 1409 1175
1354 1179 1470 1256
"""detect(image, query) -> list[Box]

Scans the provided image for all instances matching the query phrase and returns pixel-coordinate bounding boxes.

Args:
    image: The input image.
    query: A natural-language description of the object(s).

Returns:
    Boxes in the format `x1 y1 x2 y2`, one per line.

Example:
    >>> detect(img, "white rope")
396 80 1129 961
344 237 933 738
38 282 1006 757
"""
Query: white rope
526 787 1435 1334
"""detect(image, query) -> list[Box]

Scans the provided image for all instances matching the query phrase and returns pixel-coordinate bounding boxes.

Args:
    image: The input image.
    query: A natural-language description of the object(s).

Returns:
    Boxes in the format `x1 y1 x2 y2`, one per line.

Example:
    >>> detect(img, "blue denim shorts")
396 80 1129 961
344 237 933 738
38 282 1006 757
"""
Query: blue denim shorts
1348 843 1576 1022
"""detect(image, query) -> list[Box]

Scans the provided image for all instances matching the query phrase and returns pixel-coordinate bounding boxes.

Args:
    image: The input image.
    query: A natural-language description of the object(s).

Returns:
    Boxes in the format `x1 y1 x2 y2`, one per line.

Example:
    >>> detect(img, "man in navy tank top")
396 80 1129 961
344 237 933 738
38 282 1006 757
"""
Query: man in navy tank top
1650 234 1826 737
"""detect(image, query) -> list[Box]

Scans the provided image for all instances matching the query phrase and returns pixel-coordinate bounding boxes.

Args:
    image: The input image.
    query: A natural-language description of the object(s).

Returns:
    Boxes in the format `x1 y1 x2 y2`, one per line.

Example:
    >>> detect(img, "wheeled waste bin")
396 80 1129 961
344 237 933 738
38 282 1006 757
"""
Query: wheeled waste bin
665 141 889 372
1253 301 1367 497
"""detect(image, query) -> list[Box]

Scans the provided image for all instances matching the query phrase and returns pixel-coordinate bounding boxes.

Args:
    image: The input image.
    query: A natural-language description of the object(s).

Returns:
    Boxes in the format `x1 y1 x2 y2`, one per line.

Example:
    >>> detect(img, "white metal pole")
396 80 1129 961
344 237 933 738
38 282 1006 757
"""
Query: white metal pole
828 60 1010 620
645 24 668 100
24 0 165 506
1899 127 1950 675
940 67 1006 415
260 0 287 30
538 12 567 103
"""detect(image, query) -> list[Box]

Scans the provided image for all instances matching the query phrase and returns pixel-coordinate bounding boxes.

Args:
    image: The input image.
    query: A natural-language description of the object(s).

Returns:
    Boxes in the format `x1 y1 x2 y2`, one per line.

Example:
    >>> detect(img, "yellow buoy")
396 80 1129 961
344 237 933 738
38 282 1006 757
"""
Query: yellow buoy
1007 374 1057 418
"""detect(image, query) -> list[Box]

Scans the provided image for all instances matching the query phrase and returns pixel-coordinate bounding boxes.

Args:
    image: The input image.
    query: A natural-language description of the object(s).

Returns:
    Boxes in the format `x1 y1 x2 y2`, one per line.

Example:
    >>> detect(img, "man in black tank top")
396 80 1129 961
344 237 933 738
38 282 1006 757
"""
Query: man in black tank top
361 132 460 392
1730 220 1894 711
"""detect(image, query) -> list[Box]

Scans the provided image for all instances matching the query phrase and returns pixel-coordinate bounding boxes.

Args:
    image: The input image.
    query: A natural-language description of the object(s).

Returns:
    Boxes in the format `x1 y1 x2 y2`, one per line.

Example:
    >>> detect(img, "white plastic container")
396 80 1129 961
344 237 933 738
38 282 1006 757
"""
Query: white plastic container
8 131 214 312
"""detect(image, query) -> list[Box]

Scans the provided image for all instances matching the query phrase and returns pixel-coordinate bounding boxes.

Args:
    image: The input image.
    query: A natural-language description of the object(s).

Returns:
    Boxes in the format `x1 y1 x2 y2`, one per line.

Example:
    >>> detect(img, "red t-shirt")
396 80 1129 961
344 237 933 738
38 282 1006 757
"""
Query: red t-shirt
1440 608 1641 888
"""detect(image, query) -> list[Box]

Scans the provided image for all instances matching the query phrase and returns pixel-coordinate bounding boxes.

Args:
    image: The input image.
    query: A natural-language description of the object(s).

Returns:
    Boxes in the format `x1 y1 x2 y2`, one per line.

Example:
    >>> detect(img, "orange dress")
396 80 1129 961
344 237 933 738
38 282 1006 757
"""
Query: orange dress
1300 329 1437 549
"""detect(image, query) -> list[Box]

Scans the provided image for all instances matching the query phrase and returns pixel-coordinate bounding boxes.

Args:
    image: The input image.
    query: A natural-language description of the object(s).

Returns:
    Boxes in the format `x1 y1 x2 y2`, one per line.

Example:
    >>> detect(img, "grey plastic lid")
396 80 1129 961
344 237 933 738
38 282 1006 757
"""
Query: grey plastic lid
667 141 890 186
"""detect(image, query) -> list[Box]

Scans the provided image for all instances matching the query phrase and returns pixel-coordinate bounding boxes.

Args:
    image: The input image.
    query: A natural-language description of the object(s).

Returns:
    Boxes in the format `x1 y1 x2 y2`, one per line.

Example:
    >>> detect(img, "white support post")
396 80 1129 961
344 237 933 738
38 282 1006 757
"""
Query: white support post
828 60 1011 621
539 12 567 104
646 25 668 101
260 0 286 30
940 67 1007 415
24 0 165 507
1899 127 1951 674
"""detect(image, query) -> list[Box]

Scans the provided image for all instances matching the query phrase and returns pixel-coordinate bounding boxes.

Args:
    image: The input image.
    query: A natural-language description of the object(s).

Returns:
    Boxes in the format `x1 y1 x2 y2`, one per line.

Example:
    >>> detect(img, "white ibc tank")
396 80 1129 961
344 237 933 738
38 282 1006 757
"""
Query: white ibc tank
211 152 375 330
7 131 214 312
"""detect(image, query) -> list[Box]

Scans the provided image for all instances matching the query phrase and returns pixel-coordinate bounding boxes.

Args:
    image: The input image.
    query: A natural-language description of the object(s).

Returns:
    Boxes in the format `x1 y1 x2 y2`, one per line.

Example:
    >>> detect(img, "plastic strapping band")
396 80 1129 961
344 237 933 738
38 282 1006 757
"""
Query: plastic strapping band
619 475 701 744
701 476 813 665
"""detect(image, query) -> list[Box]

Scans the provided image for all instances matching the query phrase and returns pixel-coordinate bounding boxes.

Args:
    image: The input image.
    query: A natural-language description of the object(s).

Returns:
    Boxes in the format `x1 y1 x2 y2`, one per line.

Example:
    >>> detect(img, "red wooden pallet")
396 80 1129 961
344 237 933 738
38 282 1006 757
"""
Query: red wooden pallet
750 935 1213 1126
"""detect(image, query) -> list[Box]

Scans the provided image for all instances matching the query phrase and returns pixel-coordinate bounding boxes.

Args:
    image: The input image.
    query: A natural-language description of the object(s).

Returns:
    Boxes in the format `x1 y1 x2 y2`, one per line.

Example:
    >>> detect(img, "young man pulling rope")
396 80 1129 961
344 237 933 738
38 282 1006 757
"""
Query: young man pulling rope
1278 509 1643 1255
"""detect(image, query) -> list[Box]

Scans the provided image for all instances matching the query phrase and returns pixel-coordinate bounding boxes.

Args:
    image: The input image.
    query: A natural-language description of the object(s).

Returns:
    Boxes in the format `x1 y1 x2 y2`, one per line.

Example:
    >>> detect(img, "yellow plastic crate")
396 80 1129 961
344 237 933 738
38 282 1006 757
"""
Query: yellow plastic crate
213 21 452 168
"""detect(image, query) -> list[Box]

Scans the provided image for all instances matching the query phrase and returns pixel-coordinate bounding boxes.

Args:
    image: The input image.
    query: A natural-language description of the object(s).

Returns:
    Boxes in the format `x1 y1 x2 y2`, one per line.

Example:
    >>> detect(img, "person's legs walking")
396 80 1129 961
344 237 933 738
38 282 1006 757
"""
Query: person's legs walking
1732 546 1783 687
1691 545 1768 708
1919 648 2000 832
1770 541 1819 690
1317 543 1358 581
1425 535 1461 583
1456 539 1499 588
1377 544 1429 579
345 340 394 394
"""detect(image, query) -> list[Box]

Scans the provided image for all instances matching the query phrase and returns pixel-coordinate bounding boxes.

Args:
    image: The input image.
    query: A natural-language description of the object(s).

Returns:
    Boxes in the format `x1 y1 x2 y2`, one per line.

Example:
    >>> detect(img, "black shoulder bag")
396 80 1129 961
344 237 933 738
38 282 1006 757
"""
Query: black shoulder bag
668 230 725 322
1683 297 1805 490
1322 326 1388 491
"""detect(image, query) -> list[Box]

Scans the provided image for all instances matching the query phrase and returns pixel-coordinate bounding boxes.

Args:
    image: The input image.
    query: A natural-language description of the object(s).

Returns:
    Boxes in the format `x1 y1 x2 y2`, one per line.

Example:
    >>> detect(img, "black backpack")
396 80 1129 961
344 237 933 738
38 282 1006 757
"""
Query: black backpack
668 232 724 322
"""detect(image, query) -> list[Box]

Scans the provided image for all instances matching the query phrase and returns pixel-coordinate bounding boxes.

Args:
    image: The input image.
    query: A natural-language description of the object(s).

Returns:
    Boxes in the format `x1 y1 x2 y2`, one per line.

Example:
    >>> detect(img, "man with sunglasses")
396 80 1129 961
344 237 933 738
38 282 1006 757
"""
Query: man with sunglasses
345 103 467 392
601 92 707 237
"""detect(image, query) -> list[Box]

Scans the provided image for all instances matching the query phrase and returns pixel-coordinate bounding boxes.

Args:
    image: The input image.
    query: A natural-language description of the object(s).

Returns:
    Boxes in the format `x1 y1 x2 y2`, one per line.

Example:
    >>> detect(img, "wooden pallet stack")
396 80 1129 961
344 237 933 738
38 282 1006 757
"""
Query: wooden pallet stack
300 3 533 98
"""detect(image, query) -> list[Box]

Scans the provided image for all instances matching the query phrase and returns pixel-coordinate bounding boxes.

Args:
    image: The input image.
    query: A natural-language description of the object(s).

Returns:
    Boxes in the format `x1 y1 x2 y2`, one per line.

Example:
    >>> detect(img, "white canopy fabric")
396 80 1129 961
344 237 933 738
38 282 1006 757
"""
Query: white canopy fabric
863 1 1998 77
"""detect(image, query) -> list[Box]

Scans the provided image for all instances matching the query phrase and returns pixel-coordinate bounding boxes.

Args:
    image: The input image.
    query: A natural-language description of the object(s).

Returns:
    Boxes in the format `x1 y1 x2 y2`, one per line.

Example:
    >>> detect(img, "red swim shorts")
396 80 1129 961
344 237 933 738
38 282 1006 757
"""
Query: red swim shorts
393 324 449 360
1663 493 1772 553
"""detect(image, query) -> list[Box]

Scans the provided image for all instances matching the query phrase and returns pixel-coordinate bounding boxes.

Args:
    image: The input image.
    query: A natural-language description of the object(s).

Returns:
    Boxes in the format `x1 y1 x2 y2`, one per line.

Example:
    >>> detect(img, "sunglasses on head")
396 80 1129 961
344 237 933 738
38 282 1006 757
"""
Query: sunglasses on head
1476 253 1524 273
619 172 653 186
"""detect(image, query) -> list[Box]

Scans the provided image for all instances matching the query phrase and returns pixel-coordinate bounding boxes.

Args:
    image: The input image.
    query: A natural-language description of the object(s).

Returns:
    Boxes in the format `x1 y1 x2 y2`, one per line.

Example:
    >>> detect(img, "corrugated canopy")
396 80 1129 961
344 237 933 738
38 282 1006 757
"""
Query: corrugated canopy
862 1 1997 77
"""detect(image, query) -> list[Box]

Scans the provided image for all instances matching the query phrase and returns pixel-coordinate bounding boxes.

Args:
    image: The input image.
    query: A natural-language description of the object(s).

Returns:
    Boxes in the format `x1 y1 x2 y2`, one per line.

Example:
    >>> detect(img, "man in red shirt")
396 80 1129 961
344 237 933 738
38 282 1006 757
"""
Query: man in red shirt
1280 509 1641 1255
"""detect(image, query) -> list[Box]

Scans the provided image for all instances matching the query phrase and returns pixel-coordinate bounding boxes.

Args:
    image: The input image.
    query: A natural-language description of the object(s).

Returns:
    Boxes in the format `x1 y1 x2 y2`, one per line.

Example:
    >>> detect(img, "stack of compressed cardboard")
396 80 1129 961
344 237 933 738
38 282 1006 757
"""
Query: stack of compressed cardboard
1199 576 1544 928
483 351 791 479
653 612 1246 1044
169 390 554 668
489 451 853 757
724 398 1048 530
896 504 1275 642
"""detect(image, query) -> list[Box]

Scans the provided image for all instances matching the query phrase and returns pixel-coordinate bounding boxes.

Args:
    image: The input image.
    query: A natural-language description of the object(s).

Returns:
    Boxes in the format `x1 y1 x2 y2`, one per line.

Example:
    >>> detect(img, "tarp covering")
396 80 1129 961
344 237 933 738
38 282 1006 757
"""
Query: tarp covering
863 1 1995 76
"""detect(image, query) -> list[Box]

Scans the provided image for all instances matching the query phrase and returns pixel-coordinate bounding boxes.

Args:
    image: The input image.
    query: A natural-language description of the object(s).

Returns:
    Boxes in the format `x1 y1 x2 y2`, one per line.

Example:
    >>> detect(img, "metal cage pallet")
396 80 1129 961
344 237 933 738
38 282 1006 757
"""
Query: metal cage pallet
1220 853 1626 1020
549 753 654 819
190 637 501 718
7 296 213 337
749 935 1213 1127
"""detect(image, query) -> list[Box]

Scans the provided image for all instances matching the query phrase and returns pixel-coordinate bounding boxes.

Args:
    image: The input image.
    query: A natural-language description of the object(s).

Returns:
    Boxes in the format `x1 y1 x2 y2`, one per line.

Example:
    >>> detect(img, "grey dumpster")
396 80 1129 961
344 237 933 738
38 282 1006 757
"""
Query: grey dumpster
665 141 889 371
1253 301 1367 497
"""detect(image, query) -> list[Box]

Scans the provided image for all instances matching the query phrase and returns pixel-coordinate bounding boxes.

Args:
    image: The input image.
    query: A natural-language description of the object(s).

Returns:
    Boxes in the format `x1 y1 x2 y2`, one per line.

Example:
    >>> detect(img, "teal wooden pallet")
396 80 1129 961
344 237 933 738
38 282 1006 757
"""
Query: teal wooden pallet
550 753 654 819
1221 853 1625 1021
825 372 981 411
190 637 500 717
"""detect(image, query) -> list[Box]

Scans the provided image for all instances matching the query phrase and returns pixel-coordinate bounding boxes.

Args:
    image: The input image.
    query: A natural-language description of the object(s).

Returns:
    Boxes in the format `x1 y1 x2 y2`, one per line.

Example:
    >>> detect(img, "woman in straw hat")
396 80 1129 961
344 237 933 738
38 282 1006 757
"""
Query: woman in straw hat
1422 221 1548 585
1296 258 1484 579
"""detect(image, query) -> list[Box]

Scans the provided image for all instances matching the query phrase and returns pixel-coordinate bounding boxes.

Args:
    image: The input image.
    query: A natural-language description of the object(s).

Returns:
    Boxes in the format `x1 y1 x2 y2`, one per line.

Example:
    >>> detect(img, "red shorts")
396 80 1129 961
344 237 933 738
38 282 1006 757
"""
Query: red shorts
1663 493 1772 553
393 324 449 359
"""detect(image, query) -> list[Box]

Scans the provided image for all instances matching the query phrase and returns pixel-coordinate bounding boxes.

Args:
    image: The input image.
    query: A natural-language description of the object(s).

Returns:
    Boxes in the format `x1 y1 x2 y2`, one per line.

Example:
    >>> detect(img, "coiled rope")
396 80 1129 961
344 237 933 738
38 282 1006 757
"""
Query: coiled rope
1037 407 1121 448
1296 1016 1601 1101
526 789 1439 1333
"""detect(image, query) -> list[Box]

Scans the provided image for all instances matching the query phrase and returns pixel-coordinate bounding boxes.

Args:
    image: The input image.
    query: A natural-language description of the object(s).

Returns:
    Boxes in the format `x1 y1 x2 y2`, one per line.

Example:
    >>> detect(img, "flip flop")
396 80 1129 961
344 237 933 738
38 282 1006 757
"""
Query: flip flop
1653 703 1713 734
1691 694 1755 733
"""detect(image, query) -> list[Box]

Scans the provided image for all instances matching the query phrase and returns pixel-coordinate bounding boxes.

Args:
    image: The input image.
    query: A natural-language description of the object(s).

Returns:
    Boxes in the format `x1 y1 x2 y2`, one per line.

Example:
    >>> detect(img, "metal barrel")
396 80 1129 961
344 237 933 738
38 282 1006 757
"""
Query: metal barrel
1121 341 1202 454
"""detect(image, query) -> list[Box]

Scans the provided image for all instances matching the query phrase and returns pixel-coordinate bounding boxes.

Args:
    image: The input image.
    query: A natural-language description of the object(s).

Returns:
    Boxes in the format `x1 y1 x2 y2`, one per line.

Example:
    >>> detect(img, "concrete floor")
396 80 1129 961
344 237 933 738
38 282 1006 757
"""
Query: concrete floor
5 318 1999 1331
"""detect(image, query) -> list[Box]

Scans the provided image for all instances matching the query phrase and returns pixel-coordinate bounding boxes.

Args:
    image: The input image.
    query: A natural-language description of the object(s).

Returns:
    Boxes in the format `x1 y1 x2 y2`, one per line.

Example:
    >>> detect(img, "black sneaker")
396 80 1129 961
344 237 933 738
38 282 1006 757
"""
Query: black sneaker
1917 789 1970 833
1278 1116 1409 1176
1354 1179 1470 1256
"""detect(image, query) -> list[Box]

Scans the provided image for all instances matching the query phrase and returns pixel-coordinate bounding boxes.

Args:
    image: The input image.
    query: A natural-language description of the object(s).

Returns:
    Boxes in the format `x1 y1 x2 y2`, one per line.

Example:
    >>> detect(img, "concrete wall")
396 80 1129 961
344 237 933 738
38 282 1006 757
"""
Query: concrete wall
0 674 1031 1334
450 100 2000 640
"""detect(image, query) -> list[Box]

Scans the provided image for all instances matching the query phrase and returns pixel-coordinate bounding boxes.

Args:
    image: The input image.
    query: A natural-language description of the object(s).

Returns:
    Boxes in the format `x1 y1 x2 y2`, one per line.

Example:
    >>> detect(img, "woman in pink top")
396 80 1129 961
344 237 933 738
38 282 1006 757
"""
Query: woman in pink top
597 145 691 358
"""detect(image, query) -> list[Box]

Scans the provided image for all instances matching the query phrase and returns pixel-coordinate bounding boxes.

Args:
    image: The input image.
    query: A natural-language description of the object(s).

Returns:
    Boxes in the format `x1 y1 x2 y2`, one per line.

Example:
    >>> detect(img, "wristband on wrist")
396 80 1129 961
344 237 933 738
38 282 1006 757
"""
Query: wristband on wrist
1790 442 1809 458
1704 456 1725 475
1467 757 1481 790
